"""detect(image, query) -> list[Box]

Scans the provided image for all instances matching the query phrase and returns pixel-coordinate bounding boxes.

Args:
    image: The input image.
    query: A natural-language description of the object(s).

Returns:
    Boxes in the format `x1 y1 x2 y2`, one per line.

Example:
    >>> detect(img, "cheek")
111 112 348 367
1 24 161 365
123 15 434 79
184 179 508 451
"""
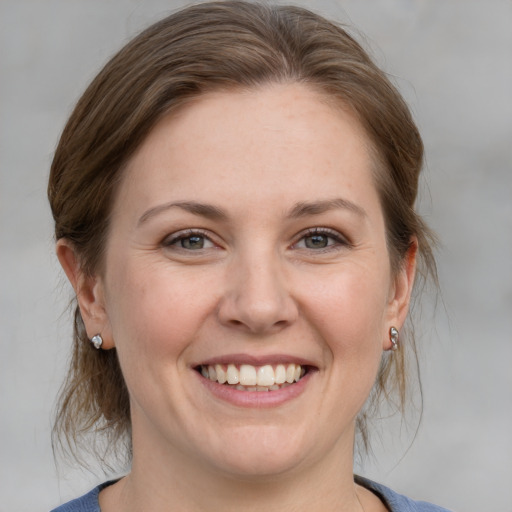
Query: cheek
104 261 218 364
300 262 390 358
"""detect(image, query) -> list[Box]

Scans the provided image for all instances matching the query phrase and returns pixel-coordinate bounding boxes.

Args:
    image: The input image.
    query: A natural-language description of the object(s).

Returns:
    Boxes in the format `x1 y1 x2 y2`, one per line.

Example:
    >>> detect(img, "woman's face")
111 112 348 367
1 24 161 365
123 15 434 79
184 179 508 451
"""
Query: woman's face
84 83 414 478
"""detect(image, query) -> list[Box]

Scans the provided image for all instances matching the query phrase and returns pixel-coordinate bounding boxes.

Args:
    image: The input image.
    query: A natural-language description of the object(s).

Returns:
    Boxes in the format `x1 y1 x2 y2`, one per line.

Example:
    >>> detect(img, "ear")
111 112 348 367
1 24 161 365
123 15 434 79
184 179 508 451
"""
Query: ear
56 239 114 349
384 238 418 350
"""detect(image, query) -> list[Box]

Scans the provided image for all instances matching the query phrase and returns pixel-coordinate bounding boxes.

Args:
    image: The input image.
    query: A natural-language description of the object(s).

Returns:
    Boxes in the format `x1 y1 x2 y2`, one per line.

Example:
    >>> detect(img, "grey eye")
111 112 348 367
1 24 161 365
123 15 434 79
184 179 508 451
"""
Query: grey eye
303 234 330 249
180 235 206 249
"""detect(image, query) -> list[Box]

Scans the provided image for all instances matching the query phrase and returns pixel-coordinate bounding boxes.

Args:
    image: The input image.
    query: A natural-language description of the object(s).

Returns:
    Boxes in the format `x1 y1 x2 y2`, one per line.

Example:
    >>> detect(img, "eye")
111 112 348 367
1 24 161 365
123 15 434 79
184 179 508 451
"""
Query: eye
293 228 349 251
163 230 215 250
303 233 331 249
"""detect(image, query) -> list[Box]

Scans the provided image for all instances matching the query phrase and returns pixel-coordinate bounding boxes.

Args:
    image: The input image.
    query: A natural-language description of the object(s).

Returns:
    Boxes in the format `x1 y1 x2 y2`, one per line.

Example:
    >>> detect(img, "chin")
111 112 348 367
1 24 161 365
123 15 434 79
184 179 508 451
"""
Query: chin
201 425 313 480
214 453 306 481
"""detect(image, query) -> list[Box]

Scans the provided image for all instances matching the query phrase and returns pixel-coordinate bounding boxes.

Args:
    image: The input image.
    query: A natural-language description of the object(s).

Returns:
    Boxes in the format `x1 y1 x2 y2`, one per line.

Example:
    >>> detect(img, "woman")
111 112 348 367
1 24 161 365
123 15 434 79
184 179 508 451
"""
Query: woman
48 2 449 511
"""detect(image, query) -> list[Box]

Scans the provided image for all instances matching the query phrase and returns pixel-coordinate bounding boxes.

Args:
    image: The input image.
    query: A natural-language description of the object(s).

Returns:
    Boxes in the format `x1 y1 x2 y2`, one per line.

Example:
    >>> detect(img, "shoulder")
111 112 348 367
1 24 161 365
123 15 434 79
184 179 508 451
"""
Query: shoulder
356 476 453 512
52 477 453 512
50 481 115 512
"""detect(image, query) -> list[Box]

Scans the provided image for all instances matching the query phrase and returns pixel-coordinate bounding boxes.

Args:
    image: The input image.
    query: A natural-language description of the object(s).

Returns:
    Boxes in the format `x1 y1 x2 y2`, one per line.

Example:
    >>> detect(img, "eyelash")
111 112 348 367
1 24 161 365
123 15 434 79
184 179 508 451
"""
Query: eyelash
162 229 215 251
293 228 350 252
162 227 350 253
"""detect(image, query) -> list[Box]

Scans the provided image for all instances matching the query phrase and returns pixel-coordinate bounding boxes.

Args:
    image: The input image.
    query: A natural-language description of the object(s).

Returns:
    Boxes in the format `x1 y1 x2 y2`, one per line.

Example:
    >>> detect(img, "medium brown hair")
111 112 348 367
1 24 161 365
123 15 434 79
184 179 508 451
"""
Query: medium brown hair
49 0 436 466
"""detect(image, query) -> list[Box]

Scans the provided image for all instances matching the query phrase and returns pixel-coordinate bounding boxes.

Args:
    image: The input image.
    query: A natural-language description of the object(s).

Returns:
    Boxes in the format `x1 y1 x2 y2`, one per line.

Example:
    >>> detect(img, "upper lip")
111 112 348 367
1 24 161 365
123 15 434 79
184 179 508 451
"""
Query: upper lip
192 353 318 368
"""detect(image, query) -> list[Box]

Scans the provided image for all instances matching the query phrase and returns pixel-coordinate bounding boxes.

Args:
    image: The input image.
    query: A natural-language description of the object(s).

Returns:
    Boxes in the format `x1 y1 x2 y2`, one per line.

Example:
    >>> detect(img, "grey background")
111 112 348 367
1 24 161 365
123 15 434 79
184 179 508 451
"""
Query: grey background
1 1 511 511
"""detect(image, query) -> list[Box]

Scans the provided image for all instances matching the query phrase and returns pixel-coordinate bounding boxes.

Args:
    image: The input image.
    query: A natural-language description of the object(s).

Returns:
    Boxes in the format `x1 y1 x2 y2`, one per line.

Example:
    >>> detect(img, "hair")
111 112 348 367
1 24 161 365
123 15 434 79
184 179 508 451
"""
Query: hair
49 0 437 467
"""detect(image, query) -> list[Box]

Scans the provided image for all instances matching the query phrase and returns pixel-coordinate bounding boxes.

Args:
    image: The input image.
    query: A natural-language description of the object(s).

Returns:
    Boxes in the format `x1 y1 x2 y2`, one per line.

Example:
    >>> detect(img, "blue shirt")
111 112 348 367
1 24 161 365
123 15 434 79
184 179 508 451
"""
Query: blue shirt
50 476 452 511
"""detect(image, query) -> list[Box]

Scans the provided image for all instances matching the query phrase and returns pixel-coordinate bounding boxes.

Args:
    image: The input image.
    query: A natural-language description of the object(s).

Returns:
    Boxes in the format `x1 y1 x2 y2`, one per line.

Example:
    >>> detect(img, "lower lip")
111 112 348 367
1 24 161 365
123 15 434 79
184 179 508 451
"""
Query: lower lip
195 370 313 408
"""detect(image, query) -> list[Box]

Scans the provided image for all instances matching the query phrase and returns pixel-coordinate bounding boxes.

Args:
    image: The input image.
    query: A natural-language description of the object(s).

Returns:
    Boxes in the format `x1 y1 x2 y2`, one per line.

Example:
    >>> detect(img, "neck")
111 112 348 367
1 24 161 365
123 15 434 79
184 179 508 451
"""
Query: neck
122 458 362 512
108 422 364 512
100 404 363 512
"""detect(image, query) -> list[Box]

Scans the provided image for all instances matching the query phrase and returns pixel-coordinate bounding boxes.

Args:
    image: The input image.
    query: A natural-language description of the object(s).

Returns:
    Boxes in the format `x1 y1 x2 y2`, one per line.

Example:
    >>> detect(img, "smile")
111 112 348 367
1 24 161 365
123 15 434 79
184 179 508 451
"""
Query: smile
198 363 306 392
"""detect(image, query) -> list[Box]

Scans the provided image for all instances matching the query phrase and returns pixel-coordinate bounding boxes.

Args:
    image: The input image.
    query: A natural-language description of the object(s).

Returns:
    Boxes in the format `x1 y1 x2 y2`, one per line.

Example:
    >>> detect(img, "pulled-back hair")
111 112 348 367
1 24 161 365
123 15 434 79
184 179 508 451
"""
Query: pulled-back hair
49 0 436 467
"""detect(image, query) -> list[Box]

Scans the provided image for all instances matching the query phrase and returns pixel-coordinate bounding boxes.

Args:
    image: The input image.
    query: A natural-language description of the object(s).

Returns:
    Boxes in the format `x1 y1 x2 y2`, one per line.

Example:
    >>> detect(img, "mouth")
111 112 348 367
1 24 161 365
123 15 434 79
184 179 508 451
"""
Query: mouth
195 363 309 392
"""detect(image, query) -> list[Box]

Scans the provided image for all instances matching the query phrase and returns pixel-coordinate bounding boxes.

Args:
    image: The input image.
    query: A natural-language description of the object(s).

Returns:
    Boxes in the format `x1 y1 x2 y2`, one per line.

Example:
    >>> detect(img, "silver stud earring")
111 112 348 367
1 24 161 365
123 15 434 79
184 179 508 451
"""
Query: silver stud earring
389 327 399 351
90 334 103 349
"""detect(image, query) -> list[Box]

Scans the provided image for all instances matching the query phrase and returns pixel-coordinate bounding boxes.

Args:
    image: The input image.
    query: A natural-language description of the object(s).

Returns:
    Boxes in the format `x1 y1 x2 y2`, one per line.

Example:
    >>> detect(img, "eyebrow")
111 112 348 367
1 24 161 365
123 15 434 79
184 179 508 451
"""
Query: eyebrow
287 198 367 219
137 197 366 226
138 201 228 225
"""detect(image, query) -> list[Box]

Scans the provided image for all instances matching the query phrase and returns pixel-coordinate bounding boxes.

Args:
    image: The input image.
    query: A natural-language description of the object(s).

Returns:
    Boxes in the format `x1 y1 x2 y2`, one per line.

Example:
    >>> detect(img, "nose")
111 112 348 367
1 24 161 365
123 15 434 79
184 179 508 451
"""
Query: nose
217 250 298 335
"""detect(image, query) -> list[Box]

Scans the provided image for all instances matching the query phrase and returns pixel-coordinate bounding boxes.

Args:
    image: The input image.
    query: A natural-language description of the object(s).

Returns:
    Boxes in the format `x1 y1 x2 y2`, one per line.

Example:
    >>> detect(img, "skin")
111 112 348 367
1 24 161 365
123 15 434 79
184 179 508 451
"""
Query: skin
58 83 416 512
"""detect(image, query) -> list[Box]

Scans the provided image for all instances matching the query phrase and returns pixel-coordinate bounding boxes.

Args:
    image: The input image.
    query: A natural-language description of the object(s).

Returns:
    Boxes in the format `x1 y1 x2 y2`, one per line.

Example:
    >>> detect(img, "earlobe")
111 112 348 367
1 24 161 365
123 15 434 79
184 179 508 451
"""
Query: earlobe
385 239 418 348
56 239 114 348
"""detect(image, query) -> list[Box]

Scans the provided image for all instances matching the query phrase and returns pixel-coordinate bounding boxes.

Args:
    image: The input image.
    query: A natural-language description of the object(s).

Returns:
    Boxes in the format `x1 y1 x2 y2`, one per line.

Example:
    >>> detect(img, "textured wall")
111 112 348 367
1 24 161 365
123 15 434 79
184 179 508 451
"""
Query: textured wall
1 1 511 511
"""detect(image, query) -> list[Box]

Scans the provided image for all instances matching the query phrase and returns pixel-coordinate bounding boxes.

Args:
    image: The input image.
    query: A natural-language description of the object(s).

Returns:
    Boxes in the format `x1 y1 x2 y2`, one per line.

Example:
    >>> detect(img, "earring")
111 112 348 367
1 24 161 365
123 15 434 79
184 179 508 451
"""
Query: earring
389 327 399 351
90 334 103 349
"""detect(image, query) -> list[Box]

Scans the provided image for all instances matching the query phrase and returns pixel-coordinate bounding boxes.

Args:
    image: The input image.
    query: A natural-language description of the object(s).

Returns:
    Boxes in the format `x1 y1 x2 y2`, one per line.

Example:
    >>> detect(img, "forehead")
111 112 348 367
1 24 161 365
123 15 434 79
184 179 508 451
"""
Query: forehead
115 83 380 221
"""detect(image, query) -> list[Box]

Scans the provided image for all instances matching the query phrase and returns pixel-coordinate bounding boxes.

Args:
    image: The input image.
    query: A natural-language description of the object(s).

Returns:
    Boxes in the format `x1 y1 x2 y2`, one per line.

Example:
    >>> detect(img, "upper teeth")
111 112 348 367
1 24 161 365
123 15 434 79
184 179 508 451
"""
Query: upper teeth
200 363 304 387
